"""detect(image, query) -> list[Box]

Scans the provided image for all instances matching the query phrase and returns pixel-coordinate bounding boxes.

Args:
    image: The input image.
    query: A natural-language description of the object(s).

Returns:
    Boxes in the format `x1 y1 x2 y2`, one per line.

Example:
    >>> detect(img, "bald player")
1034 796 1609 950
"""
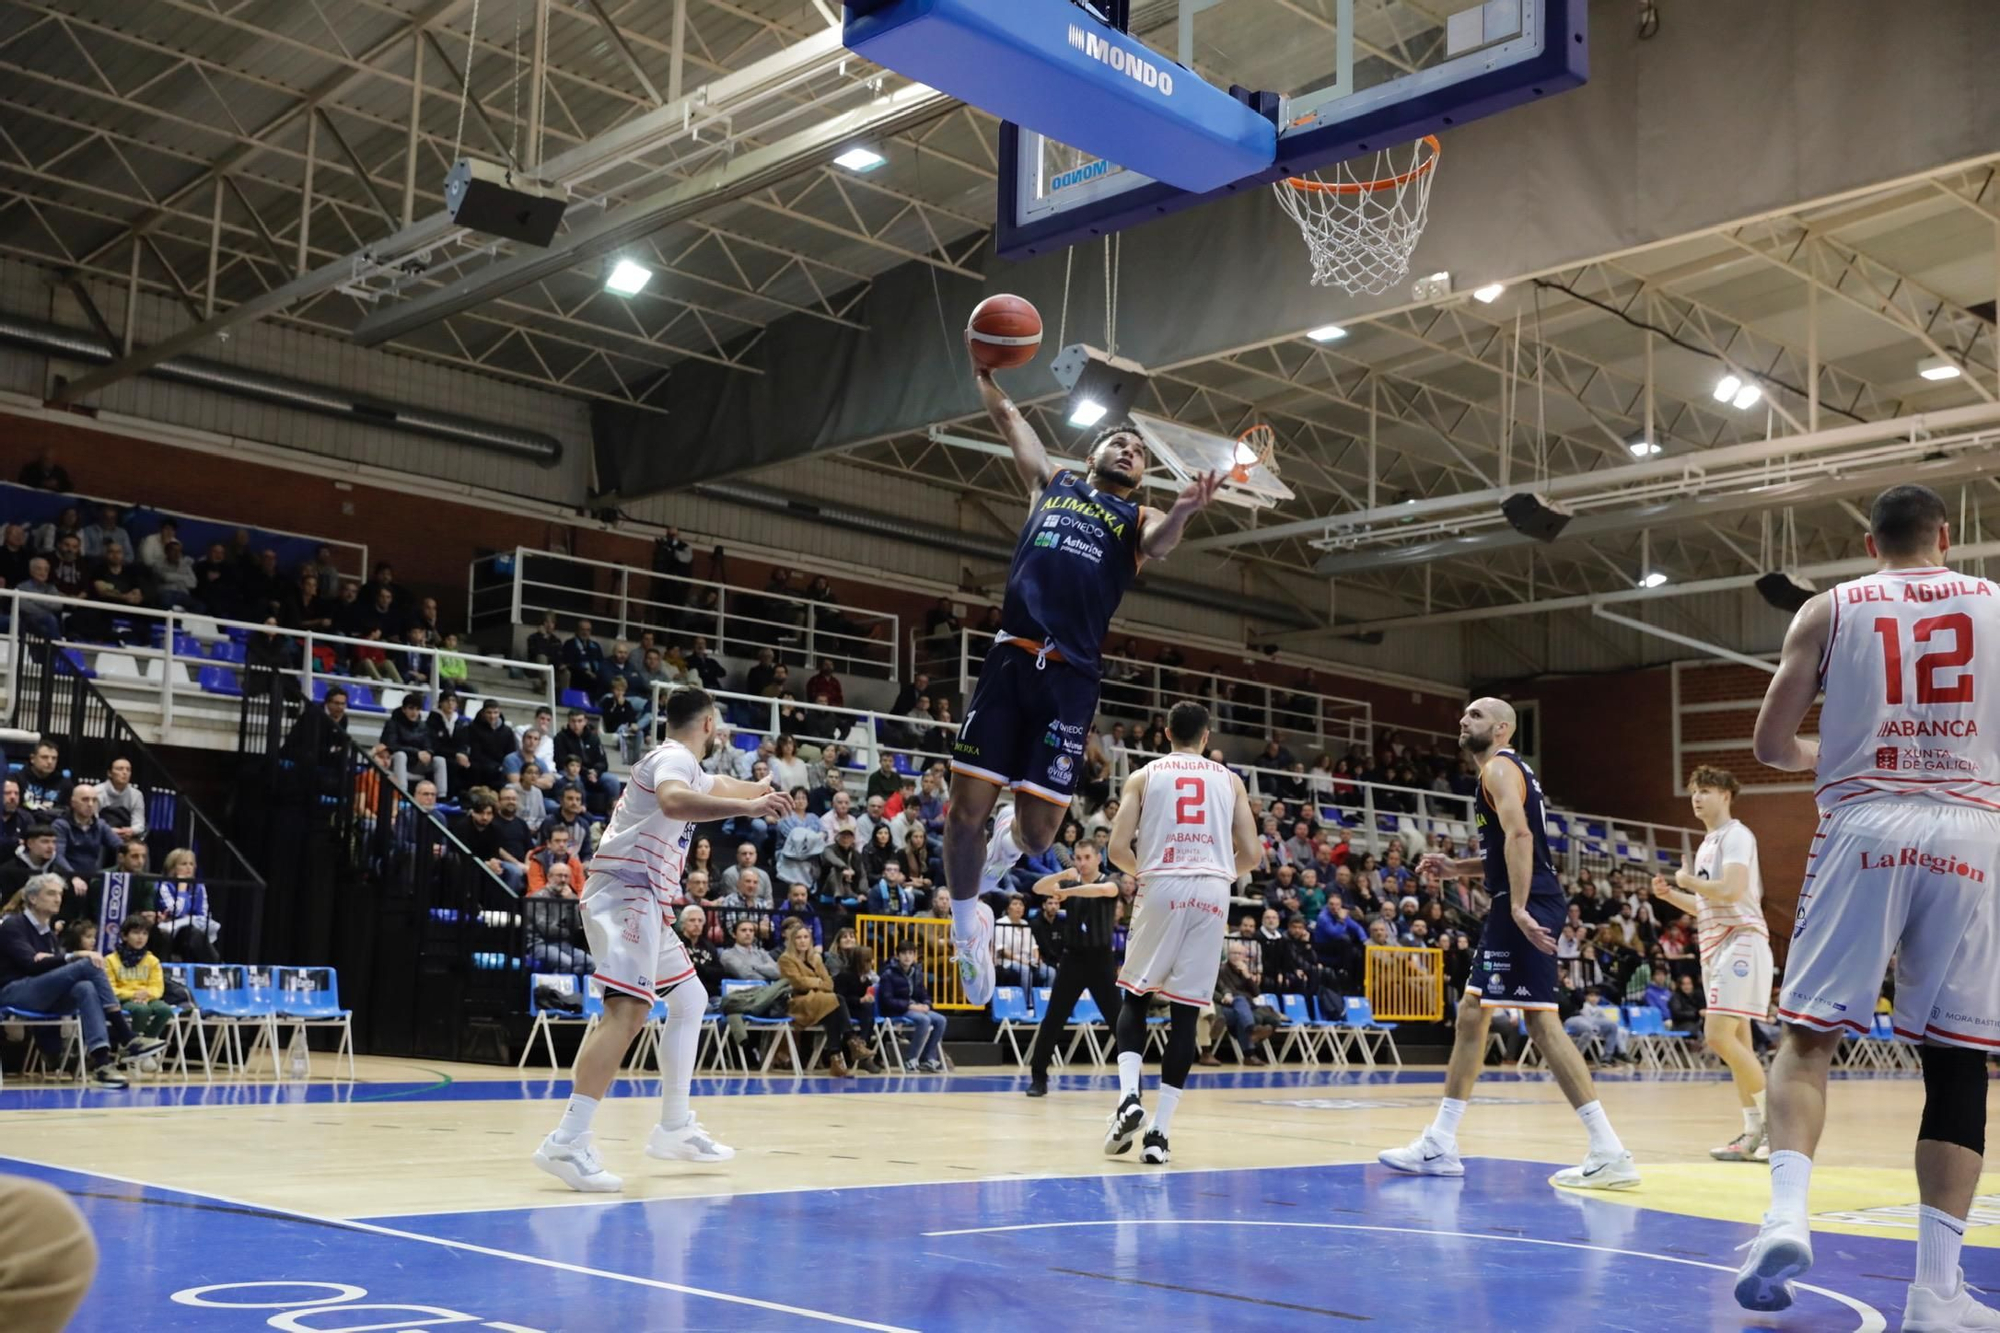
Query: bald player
1378 697 1639 1190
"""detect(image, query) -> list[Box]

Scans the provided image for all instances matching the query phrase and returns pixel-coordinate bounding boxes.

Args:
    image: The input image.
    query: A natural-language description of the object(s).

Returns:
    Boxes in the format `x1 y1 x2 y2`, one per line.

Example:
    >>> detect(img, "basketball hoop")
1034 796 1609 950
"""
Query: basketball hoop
1229 424 1278 485
1274 134 1440 295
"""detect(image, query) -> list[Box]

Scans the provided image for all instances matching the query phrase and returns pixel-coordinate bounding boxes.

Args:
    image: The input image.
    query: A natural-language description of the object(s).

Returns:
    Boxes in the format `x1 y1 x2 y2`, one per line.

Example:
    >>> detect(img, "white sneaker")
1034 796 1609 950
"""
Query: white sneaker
978 803 1019 895
1710 1126 1766 1162
1732 1212 1812 1313
1905 1273 2000 1332
955 899 996 1007
647 1116 735 1163
533 1131 623 1192
1104 1092 1145 1156
1550 1148 1641 1191
1377 1132 1464 1177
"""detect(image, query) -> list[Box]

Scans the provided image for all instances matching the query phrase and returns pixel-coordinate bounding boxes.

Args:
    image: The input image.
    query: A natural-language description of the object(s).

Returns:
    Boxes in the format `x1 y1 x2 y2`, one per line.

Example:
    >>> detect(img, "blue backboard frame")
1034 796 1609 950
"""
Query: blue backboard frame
995 0 1588 262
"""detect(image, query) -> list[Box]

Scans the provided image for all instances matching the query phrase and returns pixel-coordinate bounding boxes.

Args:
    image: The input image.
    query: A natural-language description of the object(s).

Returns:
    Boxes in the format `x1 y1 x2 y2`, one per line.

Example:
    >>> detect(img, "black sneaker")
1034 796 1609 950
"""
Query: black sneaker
1104 1092 1144 1156
1025 1075 1049 1098
120 1036 168 1065
1141 1128 1170 1165
87 1056 129 1089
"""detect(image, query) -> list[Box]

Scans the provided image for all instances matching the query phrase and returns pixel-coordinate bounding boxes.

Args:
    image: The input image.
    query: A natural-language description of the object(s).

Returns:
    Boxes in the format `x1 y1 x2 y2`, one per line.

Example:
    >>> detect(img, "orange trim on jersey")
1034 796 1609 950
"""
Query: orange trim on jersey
1776 1003 1868 1035
1001 636 1068 665
1012 781 1072 808
1477 998 1559 1011
949 761 1007 789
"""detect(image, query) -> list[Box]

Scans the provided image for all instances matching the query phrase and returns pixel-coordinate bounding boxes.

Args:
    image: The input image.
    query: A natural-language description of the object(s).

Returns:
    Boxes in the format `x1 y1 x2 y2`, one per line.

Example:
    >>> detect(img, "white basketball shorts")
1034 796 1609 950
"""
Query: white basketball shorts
1701 929 1773 1021
1779 799 2000 1051
579 871 694 1002
1116 875 1231 1007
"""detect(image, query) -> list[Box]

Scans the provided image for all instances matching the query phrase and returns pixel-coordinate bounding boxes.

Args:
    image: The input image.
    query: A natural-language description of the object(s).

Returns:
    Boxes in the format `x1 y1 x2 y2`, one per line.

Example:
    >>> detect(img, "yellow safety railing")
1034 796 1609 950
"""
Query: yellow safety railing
1365 946 1444 1021
853 915 978 1010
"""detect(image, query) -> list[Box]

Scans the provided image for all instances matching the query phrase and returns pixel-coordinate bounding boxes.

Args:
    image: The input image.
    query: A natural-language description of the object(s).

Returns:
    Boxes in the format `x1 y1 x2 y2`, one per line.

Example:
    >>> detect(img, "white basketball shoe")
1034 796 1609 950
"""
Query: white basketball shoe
1732 1212 1813 1313
647 1115 735 1163
955 899 996 1007
1904 1273 2000 1332
1549 1148 1641 1191
1377 1131 1465 1177
533 1131 623 1192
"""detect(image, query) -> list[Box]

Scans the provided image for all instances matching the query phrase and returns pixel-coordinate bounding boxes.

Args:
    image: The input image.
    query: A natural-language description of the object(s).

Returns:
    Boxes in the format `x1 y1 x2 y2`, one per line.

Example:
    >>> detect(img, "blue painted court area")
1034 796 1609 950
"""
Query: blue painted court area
17 1151 1966 1332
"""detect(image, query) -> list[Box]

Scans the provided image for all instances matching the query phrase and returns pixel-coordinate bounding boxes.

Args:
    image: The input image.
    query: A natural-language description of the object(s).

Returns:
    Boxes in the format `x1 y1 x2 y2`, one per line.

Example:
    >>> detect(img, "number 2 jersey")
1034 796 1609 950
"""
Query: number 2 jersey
1134 754 1239 883
1815 566 2000 812
589 739 710 897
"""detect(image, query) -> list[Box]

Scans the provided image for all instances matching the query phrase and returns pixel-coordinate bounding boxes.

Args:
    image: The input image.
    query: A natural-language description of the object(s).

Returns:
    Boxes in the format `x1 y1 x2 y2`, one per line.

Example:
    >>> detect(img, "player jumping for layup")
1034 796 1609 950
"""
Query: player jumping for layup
533 688 791 1192
947 362 1223 1004
1379 697 1639 1190
1735 486 1999 1328
1646 765 1772 1162
1101 702 1260 1162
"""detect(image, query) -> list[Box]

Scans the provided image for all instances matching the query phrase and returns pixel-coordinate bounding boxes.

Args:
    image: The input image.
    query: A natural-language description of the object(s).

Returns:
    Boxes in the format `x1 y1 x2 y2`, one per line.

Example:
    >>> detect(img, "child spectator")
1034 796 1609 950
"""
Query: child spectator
879 940 947 1072
437 632 470 686
108 914 174 1044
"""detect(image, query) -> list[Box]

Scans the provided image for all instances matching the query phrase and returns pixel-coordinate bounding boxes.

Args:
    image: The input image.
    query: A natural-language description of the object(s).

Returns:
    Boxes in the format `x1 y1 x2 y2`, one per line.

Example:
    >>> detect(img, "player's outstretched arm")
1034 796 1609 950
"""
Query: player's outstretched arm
1754 591 1831 772
1229 774 1261 879
1645 874 1701 916
1138 472 1225 562
708 773 778 801
657 779 790 823
973 365 1058 496
1105 769 1147 875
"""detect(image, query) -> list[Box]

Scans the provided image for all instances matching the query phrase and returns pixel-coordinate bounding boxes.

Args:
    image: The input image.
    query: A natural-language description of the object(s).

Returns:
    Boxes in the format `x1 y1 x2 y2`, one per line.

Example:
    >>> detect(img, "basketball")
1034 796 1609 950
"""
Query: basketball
966 294 1042 369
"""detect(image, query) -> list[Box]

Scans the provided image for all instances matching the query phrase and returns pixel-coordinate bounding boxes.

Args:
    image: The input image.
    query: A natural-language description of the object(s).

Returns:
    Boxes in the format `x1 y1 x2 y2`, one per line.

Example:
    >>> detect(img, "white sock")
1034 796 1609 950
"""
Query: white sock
1742 1105 1762 1135
1153 1085 1184 1135
950 895 982 942
1768 1149 1813 1224
1915 1204 1966 1294
658 981 705 1132
1118 1052 1142 1099
1752 1089 1767 1123
1428 1096 1467 1148
1575 1100 1624 1156
553 1093 598 1142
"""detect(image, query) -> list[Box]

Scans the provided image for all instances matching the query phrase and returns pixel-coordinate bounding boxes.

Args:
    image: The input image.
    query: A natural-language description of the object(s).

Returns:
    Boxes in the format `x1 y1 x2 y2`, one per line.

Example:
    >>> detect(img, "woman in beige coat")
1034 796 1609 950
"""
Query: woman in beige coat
778 921 876 1076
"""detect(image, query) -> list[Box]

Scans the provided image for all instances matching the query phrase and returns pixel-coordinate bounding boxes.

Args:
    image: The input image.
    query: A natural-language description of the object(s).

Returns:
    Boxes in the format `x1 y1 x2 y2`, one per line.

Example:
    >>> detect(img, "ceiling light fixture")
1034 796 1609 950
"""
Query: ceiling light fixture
604 258 653 296
1470 283 1505 303
1627 435 1662 457
1638 571 1669 589
833 146 886 172
1918 356 1964 381
1732 382 1763 410
1068 400 1109 428
1306 324 1348 342
1712 373 1742 403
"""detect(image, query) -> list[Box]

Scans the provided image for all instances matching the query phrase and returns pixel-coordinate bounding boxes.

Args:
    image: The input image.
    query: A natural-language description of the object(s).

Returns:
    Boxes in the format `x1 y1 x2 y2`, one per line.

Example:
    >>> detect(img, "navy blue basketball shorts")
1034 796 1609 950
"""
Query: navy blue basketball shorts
1467 892 1567 1011
950 644 1098 809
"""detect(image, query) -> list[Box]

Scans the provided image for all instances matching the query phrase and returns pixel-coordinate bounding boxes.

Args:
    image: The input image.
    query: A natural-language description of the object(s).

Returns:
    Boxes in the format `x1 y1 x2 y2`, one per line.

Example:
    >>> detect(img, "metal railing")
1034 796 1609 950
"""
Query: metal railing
918 629 1375 751
652 683 959 773
471 547 899 681
1365 945 1444 1021
3 589 556 731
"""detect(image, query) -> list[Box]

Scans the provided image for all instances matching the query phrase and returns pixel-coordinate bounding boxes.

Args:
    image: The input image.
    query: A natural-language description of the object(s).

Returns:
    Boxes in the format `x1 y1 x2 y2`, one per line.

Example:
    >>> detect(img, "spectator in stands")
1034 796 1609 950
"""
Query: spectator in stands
636 646 678 701
451 788 524 891
801 657 843 708
280 570 333 637
305 544 340 592
438 633 469 686
365 561 404 613
678 905 720 995
993 895 1052 988
412 597 444 650
652 525 693 603
348 585 402 682
560 619 607 698
0 873 163 1086
818 789 857 840
428 692 472 794
869 860 920 916
1668 972 1704 1032
55 786 122 886
13 555 60 638
18 446 71 492
1206 939 1275 1067
0 780 26 857
237 548 283 619
880 939 947 1072
33 505 82 557
768 735 809 793
491 784 533 869
597 676 644 763
685 636 726 691
776 881 820 945
859 822 898 887
381 695 446 794
93 759 145 845
1312 897 1367 994
465 698 516 791
80 505 133 564
1380 844 1413 895
899 825 940 895
719 842 771 903
1 825 82 900
154 848 219 962
861 752 901 805
524 612 564 691
0 523 26 588
818 825 864 910
13 742 69 818
525 824 586 895
521 706 557 768
524 860 590 974
777 919 857 1077
504 728 550 792
855 794 888 849
145 538 198 611
547 786 596 860
1564 985 1629 1064
554 709 620 815
191 541 236 616
108 914 174 1043
720 918 779 981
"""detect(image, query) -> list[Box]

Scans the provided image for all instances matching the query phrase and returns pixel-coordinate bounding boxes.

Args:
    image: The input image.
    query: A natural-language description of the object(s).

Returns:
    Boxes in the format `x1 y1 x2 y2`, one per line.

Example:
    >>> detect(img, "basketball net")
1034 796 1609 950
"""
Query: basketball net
1274 134 1440 295
1230 424 1278 485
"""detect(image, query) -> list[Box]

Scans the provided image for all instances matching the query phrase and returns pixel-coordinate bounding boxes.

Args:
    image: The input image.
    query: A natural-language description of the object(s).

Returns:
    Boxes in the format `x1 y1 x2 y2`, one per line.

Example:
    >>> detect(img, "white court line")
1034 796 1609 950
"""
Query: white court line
919 1219 1888 1333
3 1156 914 1332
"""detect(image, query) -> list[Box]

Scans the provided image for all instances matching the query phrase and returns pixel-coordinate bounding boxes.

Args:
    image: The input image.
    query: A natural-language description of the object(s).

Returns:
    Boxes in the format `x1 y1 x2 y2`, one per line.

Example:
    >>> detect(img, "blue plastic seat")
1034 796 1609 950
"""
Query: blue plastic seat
197 665 242 697
208 641 247 664
719 978 799 1073
990 986 1036 1067
559 689 592 711
273 965 356 1079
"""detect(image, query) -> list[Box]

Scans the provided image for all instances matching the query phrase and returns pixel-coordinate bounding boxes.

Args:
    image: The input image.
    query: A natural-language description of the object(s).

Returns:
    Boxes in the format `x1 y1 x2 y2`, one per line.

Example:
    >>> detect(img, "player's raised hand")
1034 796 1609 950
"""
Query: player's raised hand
1512 906 1558 956
1417 852 1454 880
1175 470 1225 512
1645 874 1666 899
749 789 793 821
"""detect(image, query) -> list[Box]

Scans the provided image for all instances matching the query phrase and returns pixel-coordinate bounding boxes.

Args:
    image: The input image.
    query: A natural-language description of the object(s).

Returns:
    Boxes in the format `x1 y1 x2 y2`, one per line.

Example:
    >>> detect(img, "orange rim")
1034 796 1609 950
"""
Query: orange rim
1281 134 1441 196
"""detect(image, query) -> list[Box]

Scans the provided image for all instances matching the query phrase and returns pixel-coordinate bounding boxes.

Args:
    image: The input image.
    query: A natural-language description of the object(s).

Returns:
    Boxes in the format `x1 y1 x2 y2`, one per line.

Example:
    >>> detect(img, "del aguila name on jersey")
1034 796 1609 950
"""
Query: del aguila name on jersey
1842 579 1995 604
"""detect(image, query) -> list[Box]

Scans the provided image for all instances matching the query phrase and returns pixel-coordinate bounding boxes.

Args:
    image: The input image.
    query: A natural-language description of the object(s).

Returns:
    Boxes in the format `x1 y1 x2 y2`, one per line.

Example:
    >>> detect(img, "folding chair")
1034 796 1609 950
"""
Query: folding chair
1274 992 1325 1065
720 979 800 1073
518 973 591 1068
237 966 292 1078
1068 990 1111 1068
189 964 279 1076
989 987 1037 1068
2 1008 83 1083
158 962 209 1081
1623 1005 1694 1073
1341 996 1401 1067
273 966 357 1080
1258 995 1296 1065
874 1001 916 1070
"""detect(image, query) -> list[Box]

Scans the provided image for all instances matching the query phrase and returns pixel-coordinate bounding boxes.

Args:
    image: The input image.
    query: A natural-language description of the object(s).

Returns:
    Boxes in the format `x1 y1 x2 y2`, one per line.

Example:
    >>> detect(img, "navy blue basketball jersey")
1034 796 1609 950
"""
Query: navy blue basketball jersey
997 469 1142 677
1473 749 1564 900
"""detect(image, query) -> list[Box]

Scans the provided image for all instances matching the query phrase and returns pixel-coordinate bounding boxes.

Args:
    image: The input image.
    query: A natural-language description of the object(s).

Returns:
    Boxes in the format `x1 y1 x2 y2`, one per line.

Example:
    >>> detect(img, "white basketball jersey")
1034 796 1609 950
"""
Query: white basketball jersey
592 739 712 898
1816 567 2000 812
1691 819 1767 958
1135 754 1239 883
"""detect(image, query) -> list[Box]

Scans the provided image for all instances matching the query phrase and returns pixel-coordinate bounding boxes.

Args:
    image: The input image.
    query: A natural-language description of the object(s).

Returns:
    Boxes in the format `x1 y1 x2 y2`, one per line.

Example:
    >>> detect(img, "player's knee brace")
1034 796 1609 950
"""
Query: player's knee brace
1160 1005 1201 1088
665 976 708 1027
1917 1042 1988 1154
1114 991 1149 1055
